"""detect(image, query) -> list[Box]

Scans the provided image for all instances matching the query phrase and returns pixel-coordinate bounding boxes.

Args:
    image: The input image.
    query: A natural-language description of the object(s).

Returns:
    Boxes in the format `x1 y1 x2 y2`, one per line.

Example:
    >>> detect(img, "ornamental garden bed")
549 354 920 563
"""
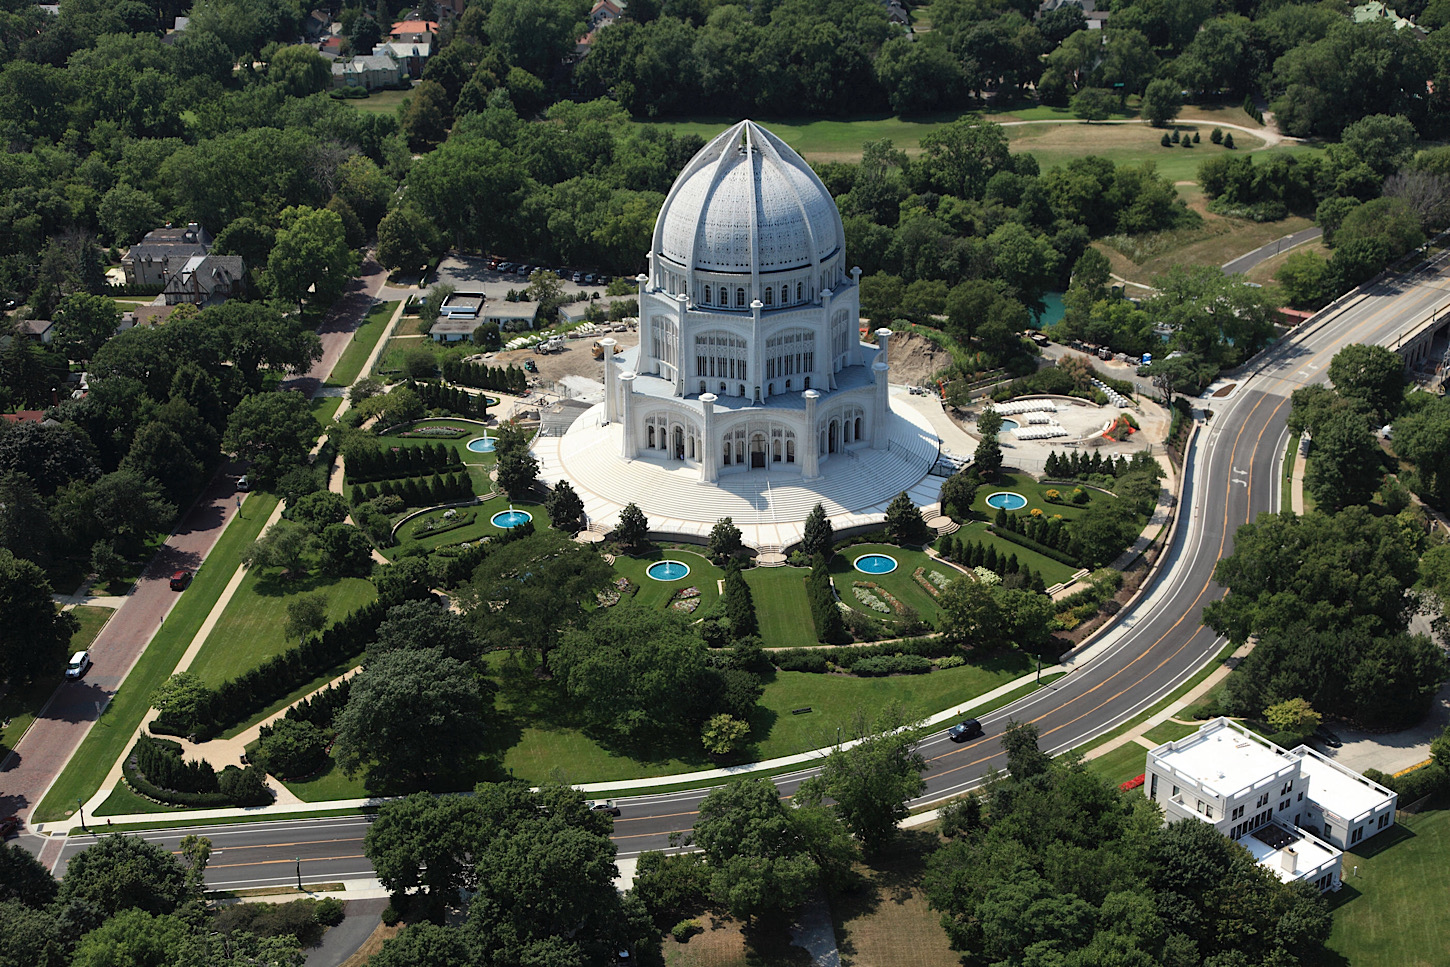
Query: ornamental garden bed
827 544 942 623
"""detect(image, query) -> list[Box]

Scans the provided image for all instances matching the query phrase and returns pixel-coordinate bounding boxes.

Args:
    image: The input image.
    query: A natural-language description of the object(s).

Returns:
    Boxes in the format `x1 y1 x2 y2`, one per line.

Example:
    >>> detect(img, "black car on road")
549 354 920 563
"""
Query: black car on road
948 718 984 742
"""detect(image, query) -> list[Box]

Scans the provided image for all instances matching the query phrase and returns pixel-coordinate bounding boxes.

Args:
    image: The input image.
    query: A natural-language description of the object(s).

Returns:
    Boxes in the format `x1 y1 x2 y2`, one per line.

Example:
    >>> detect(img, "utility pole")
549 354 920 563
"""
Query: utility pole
296 857 302 892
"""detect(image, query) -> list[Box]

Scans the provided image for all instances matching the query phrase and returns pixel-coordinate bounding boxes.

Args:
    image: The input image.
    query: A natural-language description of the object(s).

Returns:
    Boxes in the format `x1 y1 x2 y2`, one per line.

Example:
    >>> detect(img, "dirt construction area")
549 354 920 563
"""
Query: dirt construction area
480 325 640 393
884 330 956 386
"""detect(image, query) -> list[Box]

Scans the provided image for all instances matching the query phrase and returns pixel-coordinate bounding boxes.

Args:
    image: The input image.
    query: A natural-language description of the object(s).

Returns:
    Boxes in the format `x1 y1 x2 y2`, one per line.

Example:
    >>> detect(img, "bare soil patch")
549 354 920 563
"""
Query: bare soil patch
884 330 955 385
485 327 641 389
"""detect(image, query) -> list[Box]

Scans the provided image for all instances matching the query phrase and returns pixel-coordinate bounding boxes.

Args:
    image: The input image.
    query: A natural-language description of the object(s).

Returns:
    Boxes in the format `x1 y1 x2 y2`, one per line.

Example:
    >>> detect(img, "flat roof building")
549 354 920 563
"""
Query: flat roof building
1144 718 1397 893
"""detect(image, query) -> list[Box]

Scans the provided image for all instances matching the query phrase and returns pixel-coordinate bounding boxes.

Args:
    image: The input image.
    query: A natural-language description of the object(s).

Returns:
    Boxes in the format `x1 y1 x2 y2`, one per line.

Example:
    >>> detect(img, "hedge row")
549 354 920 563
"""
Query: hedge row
409 380 490 419
441 358 527 394
773 636 957 674
125 735 272 808
851 654 933 676
988 523 1082 569
350 472 473 509
938 537 1049 593
153 587 429 741
345 441 460 484
279 678 352 731
806 556 845 643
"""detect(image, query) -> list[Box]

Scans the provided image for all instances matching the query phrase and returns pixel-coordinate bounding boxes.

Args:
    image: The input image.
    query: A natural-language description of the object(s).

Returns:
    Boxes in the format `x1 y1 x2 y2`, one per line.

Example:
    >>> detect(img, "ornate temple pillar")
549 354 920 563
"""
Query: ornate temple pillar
699 393 718 483
600 337 618 424
619 372 638 460
803 389 821 479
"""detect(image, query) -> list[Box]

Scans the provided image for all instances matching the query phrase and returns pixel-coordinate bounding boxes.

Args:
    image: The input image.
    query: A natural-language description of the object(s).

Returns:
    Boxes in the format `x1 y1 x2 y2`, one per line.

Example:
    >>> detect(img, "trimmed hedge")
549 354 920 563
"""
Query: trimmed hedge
125 735 272 808
350 472 473 509
345 441 460 484
987 525 1082 568
771 636 959 675
807 555 846 643
409 380 490 419
851 654 932 676
441 357 527 394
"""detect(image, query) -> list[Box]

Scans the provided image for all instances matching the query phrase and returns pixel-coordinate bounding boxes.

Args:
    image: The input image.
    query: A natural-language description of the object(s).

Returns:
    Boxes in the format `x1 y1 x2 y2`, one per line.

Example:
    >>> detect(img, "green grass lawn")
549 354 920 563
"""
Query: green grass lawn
945 521 1079 588
308 396 343 429
1085 743 1150 787
969 471 1105 523
487 652 1033 784
328 299 398 387
184 570 377 688
35 494 281 823
94 781 184 817
280 758 370 803
828 544 944 624
743 567 818 647
611 549 723 614
339 88 410 118
374 418 501 470
386 494 548 558
1142 720 1197 745
375 334 472 378
1328 806 1450 967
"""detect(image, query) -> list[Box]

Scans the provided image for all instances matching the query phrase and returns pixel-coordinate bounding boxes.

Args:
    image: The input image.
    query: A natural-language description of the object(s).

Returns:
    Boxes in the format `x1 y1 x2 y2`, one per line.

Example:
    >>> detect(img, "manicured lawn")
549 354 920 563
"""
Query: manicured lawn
828 544 944 623
1328 806 1450 967
374 418 500 469
968 471 1105 523
1085 743 1150 787
611 549 723 614
491 654 1032 784
376 335 471 377
328 299 398 387
743 567 817 647
308 396 343 429
184 571 378 687
35 494 281 823
1142 720 1197 745
386 494 548 558
280 758 369 803
829 830 963 967
70 604 113 650
95 781 183 817
338 88 410 118
1006 121 1269 185
943 521 1079 588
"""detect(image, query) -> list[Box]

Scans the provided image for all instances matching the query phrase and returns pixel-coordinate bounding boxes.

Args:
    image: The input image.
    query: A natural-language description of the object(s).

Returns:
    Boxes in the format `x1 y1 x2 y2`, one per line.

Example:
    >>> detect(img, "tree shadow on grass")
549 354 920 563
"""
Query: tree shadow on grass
828 829 942 964
251 569 360 599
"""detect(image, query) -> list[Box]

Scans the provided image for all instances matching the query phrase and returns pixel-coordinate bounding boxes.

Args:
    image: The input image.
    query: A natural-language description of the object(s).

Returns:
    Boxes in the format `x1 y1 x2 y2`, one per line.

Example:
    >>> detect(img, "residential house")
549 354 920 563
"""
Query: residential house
1144 718 1397 893
438 292 485 320
120 305 180 330
332 52 403 90
373 40 429 78
884 0 910 29
429 319 479 343
17 318 54 344
162 255 247 307
304 8 332 42
123 223 212 288
390 19 438 44
589 0 623 28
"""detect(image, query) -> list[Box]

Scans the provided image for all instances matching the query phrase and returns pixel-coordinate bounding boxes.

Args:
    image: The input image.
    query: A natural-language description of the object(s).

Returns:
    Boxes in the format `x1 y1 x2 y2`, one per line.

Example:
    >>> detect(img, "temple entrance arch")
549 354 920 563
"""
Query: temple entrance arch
828 420 840 453
750 433 767 468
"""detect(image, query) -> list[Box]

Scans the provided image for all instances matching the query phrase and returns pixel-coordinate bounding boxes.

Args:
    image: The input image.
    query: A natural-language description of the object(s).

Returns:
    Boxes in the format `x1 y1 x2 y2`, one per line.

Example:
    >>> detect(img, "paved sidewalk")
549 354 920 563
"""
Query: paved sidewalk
1290 438 1306 514
792 893 842 967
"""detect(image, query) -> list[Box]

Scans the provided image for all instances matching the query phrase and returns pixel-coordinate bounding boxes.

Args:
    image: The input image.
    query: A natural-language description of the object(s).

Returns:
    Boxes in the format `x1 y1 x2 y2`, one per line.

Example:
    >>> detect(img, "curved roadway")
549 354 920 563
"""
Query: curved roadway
52 257 1450 891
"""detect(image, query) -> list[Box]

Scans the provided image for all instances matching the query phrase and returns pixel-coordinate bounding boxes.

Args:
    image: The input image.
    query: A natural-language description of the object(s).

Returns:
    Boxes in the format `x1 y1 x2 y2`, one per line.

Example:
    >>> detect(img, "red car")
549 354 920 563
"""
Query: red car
169 570 192 591
0 815 21 839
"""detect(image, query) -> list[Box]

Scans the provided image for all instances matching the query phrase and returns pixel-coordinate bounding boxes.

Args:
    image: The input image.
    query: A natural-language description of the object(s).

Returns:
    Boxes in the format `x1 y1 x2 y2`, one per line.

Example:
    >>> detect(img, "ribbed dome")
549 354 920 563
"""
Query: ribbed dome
654 121 844 275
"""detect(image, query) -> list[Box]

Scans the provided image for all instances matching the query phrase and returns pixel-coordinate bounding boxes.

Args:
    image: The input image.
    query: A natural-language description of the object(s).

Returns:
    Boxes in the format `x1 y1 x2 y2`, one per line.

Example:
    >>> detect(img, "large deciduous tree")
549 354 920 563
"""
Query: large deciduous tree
464 530 611 660
223 391 316 485
1326 343 1406 420
57 834 192 919
266 205 358 309
798 711 926 854
53 293 121 364
332 648 488 792
0 549 77 686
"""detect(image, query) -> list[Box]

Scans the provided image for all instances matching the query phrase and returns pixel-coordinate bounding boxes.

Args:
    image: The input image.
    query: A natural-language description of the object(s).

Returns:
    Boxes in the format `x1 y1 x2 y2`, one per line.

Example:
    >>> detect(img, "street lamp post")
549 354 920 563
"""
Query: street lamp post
295 857 302 892
1036 657 1042 683
77 798 87 833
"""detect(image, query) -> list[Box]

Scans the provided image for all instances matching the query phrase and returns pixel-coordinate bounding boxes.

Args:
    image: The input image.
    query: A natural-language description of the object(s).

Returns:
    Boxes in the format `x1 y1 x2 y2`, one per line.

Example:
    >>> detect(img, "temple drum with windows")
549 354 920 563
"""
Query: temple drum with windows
533 119 941 545
603 119 892 482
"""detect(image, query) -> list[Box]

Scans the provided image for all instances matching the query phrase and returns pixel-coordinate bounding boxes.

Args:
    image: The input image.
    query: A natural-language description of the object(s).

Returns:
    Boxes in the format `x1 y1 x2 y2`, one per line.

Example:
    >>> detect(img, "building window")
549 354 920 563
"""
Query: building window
1172 785 1179 798
1257 793 1270 808
1280 799 1291 811
1351 827 1365 845
781 285 788 305
736 288 745 307
797 282 803 301
1378 814 1390 829
1281 781 1293 795
1231 805 1244 821
763 287 773 306
1297 792 1303 801
702 287 711 305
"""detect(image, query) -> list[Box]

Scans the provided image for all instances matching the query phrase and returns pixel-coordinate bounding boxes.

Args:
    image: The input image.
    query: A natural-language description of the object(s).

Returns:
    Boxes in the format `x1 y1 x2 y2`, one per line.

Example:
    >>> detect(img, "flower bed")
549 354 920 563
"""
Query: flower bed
852 580 908 616
1119 774 1146 791
597 576 636 608
669 585 702 613
410 510 477 539
853 585 890 613
912 567 953 600
973 566 1001 586
399 425 468 438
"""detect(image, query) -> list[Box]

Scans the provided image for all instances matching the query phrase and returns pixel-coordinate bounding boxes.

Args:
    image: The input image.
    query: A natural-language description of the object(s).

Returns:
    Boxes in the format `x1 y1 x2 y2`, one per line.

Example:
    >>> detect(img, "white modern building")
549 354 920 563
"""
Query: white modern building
1145 718 1397 893
532 120 941 548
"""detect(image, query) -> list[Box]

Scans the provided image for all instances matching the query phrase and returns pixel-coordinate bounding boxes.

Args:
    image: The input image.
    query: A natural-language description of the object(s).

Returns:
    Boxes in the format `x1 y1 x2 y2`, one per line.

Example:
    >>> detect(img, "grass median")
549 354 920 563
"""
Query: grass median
35 494 280 823
328 299 398 387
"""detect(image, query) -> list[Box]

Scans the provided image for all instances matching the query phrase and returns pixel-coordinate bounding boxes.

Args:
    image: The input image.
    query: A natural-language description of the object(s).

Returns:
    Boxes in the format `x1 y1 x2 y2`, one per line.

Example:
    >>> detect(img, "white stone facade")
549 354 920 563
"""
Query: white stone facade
615 120 889 484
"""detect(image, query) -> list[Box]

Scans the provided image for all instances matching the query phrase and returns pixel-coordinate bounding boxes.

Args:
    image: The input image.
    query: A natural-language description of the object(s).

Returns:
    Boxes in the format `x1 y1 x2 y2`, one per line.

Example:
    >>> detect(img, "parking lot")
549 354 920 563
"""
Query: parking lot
431 254 624 304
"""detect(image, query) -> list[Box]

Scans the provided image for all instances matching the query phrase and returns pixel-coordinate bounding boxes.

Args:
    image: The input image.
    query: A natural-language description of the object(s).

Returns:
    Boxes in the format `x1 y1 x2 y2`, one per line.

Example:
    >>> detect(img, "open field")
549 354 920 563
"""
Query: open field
338 88 409 118
308 396 343 429
328 299 398 387
1084 742 1149 787
36 494 281 822
1006 121 1269 184
184 572 377 687
1328 806 1450 967
743 567 818 647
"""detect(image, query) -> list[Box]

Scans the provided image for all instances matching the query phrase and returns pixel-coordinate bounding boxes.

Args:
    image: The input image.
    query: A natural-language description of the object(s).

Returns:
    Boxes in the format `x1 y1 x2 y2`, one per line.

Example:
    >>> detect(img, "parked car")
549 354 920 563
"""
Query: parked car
0 815 21 839
236 475 250 492
947 718 984 742
587 799 621 816
1313 725 1343 748
572 271 584 283
65 651 91 680
169 569 192 591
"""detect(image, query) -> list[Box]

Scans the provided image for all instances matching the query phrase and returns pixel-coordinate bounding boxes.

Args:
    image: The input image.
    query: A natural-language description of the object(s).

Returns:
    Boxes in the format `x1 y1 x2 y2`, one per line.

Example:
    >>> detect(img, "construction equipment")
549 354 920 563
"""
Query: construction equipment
592 340 624 360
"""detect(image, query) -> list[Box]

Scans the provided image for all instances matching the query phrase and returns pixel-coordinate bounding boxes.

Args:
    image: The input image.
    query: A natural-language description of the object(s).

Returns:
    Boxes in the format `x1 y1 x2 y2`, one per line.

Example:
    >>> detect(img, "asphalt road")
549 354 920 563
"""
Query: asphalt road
1220 226 1324 276
50 254 1450 891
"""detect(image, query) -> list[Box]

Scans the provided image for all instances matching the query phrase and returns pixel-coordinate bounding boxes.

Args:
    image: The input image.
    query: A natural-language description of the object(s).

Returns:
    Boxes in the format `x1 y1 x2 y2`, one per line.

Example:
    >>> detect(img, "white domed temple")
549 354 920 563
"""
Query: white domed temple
532 120 942 549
